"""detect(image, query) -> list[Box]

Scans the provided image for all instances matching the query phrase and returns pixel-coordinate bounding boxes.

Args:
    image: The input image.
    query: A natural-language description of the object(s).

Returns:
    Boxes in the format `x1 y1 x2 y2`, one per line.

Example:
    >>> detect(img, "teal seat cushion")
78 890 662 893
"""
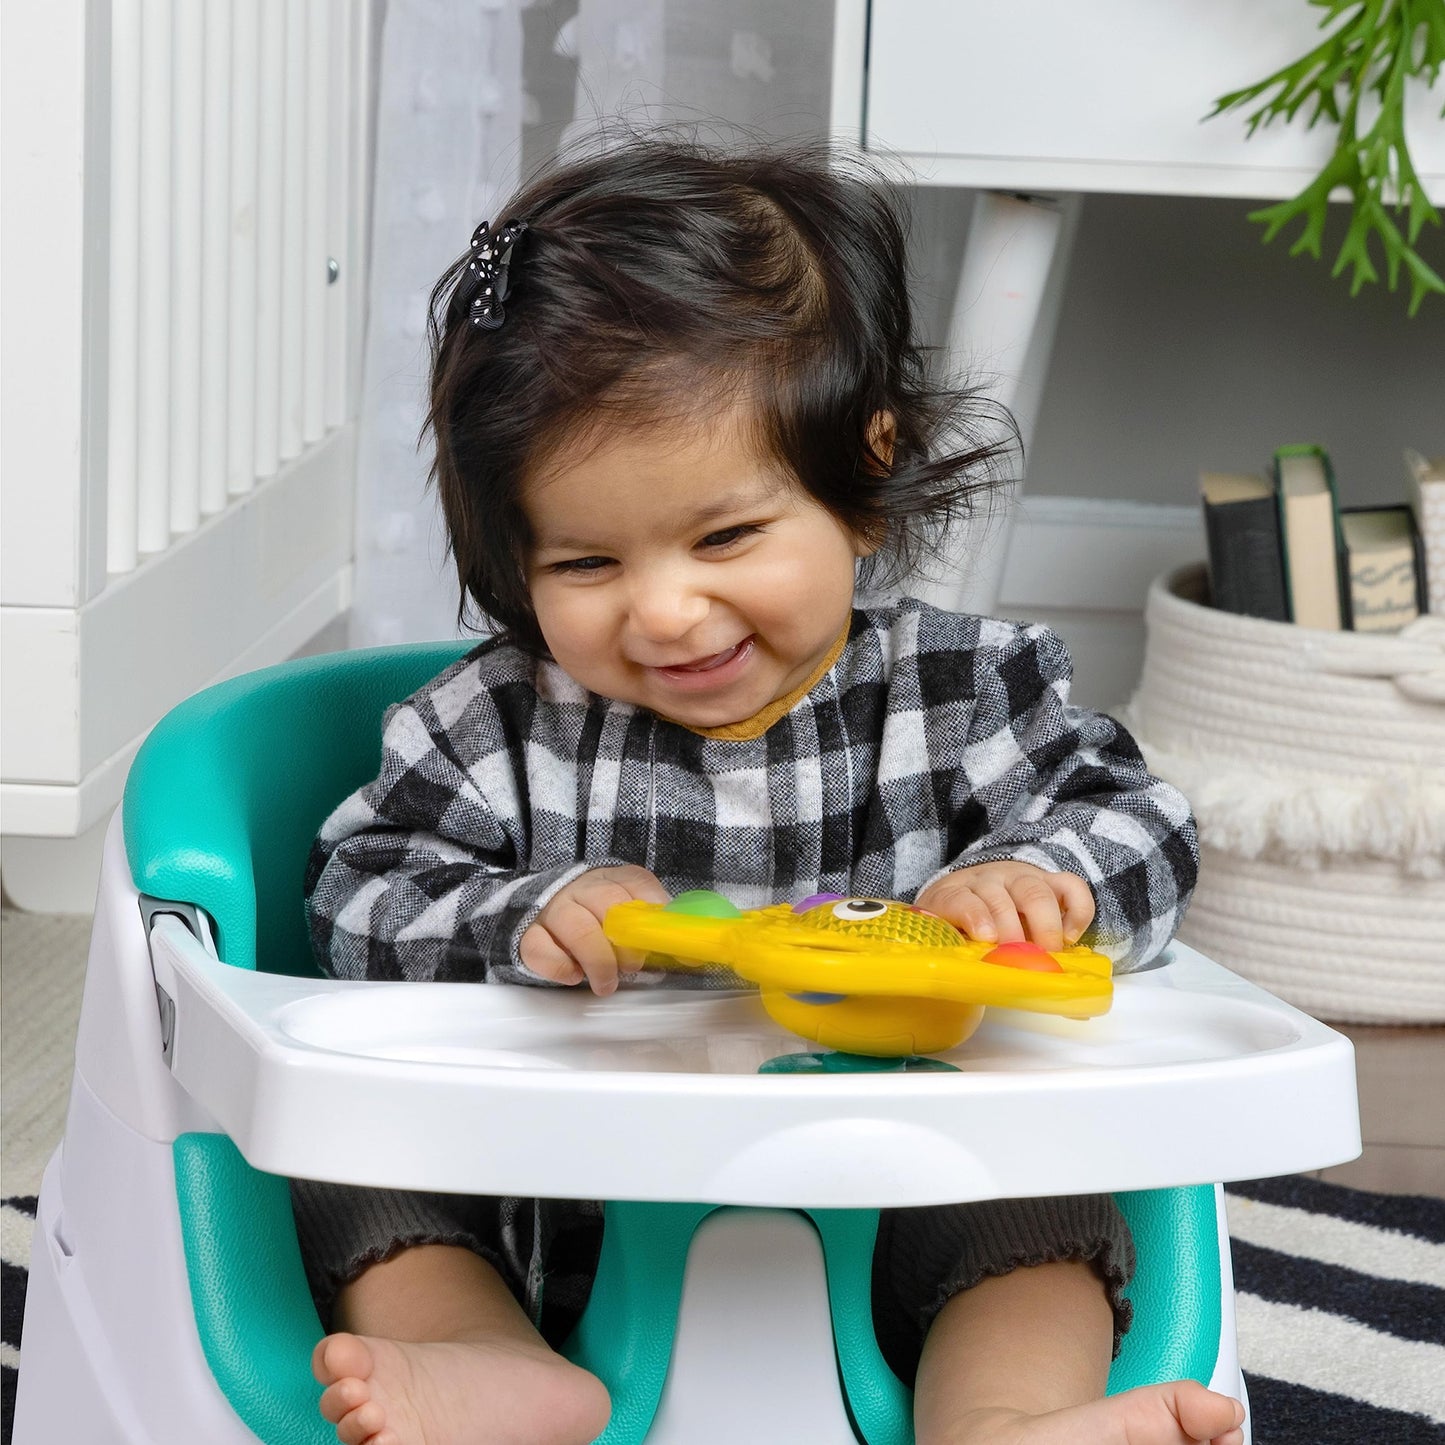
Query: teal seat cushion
561 1192 1221 1445
174 1161 1223 1445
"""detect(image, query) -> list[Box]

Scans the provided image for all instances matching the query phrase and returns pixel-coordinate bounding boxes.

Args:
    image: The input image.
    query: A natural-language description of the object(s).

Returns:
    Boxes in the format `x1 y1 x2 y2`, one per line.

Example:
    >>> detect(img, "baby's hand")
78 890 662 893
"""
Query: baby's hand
519 865 669 996
916 861 1094 952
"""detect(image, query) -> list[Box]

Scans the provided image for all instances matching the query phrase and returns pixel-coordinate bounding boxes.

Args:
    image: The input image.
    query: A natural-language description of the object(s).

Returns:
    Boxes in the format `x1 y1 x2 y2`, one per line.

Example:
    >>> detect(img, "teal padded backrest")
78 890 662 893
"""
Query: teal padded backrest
124 643 470 974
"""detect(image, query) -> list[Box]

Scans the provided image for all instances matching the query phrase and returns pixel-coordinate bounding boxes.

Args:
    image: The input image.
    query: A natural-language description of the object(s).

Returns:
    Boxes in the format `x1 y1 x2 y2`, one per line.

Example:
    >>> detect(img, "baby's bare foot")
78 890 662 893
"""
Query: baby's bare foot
312 1330 610 1445
932 1380 1245 1445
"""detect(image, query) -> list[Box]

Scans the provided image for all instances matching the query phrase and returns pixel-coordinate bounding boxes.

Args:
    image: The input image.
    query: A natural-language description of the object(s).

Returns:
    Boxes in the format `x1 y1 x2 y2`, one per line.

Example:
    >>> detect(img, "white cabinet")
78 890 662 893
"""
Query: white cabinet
862 0 1445 202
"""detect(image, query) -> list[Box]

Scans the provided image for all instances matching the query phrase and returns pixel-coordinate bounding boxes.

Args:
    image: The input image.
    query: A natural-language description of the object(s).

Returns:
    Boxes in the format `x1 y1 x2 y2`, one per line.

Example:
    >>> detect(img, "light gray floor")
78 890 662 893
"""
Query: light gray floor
1 909 91 1198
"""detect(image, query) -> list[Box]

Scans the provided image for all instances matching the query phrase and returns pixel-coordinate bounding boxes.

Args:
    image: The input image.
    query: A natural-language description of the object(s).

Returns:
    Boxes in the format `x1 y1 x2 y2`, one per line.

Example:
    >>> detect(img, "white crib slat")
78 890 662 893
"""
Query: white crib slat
253 0 285 479
348 0 377 423
169 0 204 536
302 0 330 444
199 0 232 516
106 0 366 555
107 0 142 576
324 0 352 430
277 0 306 462
137 0 174 554
227 0 259 495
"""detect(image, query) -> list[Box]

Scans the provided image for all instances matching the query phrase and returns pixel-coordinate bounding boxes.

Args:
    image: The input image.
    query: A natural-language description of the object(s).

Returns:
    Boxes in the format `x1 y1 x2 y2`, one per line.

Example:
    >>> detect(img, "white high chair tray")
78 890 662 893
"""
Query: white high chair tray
150 918 1360 1206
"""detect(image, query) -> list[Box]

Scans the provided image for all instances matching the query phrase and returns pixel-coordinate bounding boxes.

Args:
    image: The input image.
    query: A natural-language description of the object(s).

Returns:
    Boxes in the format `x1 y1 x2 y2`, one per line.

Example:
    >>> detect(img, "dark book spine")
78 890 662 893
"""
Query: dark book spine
1204 495 1289 621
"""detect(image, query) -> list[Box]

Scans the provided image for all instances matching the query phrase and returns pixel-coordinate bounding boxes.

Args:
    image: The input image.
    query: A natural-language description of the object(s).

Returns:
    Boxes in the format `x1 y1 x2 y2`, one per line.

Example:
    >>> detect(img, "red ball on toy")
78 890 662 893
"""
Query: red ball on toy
983 940 1064 973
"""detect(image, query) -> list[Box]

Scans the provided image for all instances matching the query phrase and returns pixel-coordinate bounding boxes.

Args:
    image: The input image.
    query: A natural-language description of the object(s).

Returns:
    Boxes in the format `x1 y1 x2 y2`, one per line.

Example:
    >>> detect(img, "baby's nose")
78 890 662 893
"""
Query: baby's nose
629 574 710 641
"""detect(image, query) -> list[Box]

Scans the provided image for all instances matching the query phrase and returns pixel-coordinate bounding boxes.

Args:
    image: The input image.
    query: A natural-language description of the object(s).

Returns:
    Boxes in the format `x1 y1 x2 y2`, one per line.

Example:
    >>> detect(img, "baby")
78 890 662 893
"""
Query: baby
293 136 1244 1445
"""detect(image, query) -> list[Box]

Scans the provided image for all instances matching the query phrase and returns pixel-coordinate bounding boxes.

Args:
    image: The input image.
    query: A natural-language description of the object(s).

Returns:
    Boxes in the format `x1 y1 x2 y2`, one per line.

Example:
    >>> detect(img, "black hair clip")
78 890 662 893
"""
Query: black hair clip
466 218 528 329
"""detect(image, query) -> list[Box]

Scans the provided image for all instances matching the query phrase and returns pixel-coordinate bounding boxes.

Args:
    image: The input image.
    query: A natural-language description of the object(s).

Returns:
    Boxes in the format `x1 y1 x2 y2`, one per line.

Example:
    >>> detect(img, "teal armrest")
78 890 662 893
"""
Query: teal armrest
174 1133 332 1445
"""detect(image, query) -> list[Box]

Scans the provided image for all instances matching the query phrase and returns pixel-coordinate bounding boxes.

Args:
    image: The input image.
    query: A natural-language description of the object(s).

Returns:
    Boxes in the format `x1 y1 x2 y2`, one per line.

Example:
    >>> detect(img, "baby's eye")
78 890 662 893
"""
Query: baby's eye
698 524 761 551
550 555 614 574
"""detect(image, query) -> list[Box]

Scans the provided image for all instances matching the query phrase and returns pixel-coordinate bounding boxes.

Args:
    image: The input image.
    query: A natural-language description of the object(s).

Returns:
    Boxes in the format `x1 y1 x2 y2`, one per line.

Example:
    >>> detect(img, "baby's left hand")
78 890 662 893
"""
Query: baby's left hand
916 861 1094 952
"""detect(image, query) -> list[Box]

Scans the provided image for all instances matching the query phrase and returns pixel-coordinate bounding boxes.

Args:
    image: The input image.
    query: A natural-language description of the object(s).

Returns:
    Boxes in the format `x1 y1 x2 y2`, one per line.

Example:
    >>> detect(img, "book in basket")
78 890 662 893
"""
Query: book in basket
1405 449 1444 614
1271 444 1347 630
1338 506 1427 632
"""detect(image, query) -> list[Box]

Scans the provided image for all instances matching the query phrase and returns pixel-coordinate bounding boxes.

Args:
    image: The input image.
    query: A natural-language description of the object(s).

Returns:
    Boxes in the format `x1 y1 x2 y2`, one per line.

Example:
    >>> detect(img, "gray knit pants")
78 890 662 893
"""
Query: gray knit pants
290 1181 1133 1383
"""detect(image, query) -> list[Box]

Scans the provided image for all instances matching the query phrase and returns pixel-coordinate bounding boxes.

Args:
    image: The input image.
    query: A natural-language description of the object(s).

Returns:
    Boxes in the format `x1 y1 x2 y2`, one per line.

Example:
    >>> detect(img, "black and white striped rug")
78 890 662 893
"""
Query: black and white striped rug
1 1195 31 1443
1222 1176 1445 1441
3 1176 1443 1442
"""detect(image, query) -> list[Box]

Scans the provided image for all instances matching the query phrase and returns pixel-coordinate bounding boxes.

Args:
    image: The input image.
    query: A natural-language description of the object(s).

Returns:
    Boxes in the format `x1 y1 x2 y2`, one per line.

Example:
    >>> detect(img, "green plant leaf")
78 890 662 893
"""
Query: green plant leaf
1210 0 1445 315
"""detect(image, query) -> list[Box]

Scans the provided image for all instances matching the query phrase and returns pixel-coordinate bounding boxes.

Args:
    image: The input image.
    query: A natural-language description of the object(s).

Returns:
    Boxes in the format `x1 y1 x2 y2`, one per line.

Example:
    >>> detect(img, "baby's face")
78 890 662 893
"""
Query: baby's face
522 404 866 728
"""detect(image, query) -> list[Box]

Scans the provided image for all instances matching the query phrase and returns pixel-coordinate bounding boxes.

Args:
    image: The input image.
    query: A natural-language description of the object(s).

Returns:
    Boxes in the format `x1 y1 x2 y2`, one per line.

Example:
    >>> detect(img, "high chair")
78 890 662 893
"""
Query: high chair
14 644 1362 1445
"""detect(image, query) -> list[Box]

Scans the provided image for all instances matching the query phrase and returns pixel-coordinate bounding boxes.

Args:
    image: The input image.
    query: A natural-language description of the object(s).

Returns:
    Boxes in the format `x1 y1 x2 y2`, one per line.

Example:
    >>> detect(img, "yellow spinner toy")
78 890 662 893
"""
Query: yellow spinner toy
604 890 1113 1058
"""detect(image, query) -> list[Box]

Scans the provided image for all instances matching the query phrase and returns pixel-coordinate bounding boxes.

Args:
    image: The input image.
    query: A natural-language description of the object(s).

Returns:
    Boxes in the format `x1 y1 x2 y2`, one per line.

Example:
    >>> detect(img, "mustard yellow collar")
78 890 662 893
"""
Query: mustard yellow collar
671 626 850 742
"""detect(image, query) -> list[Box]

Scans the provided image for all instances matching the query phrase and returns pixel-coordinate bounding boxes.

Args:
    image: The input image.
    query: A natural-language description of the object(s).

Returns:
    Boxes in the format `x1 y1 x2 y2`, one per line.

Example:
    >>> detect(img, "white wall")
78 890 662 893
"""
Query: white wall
909 186 1444 511
1026 192 1445 510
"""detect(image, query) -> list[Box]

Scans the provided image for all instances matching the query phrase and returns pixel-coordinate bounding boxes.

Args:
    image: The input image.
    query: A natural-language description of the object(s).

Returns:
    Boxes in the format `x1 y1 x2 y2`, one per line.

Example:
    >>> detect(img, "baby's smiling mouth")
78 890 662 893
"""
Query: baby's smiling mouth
651 638 753 675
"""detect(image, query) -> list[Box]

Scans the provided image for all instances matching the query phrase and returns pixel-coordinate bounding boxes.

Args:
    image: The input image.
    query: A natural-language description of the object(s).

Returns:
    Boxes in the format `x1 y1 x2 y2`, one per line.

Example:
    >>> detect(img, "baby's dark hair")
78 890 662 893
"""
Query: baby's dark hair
426 133 1017 651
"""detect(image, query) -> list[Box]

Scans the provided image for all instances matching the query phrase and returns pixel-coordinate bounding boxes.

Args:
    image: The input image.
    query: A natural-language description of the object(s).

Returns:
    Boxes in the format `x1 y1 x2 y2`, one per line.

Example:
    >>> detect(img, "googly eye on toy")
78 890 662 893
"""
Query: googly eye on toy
832 898 888 919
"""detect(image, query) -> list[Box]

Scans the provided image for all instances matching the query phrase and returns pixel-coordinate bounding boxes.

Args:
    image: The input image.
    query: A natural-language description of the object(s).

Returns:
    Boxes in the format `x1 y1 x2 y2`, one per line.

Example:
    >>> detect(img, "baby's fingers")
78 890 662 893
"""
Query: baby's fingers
1052 872 1096 944
925 886 1000 943
518 923 585 986
596 864 671 906
543 894 623 996
1006 873 1068 951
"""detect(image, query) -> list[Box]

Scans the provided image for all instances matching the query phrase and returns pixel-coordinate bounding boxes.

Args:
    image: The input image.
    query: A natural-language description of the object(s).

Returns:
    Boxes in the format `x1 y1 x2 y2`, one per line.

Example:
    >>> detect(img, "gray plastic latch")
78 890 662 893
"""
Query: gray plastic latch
140 897 218 1067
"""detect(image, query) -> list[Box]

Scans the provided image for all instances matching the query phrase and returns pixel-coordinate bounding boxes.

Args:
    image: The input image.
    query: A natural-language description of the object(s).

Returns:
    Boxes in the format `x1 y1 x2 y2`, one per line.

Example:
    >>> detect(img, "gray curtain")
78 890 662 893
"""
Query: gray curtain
350 0 838 647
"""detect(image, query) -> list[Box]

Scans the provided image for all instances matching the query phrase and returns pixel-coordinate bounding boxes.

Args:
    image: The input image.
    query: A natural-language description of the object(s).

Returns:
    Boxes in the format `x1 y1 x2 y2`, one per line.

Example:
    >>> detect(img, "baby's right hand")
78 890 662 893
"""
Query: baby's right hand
519 865 670 997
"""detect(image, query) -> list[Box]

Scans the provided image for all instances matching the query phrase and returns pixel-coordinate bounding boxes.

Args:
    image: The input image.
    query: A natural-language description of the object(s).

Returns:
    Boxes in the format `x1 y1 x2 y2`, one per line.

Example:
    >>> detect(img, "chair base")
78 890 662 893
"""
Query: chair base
13 1151 141 1445
13 1079 274 1445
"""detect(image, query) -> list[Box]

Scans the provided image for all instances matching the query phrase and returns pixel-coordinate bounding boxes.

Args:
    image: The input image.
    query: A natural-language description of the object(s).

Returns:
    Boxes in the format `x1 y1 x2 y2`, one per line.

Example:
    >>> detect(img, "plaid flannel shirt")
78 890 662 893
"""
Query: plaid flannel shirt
306 600 1198 981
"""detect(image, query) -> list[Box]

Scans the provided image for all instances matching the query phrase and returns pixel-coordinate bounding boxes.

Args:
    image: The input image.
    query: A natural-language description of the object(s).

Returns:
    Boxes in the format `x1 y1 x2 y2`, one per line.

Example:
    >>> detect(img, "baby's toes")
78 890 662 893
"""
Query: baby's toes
335 1397 389 1445
313 1331 376 1387
319 1373 371 1426
1169 1381 1245 1441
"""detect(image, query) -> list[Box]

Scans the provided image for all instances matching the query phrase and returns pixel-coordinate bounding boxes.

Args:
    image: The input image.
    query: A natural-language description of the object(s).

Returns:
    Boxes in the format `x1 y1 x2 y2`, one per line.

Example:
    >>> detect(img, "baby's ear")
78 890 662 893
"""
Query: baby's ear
852 411 896 558
851 516 886 559
864 410 896 473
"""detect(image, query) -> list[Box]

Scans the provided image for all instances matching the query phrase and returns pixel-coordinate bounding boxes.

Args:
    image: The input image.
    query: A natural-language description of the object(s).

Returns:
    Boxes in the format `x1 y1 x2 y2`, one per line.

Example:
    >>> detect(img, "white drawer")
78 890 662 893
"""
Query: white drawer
865 0 1445 200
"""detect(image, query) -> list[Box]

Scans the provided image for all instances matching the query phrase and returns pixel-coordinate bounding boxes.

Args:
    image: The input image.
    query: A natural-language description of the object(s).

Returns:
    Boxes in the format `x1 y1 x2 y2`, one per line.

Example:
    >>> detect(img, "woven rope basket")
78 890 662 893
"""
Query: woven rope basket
1123 564 1445 1024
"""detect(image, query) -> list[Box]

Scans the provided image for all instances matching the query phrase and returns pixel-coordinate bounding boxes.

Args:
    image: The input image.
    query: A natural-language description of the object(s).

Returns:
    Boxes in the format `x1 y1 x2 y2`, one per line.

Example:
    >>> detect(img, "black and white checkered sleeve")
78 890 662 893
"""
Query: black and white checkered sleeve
304 697 594 984
931 623 1198 971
